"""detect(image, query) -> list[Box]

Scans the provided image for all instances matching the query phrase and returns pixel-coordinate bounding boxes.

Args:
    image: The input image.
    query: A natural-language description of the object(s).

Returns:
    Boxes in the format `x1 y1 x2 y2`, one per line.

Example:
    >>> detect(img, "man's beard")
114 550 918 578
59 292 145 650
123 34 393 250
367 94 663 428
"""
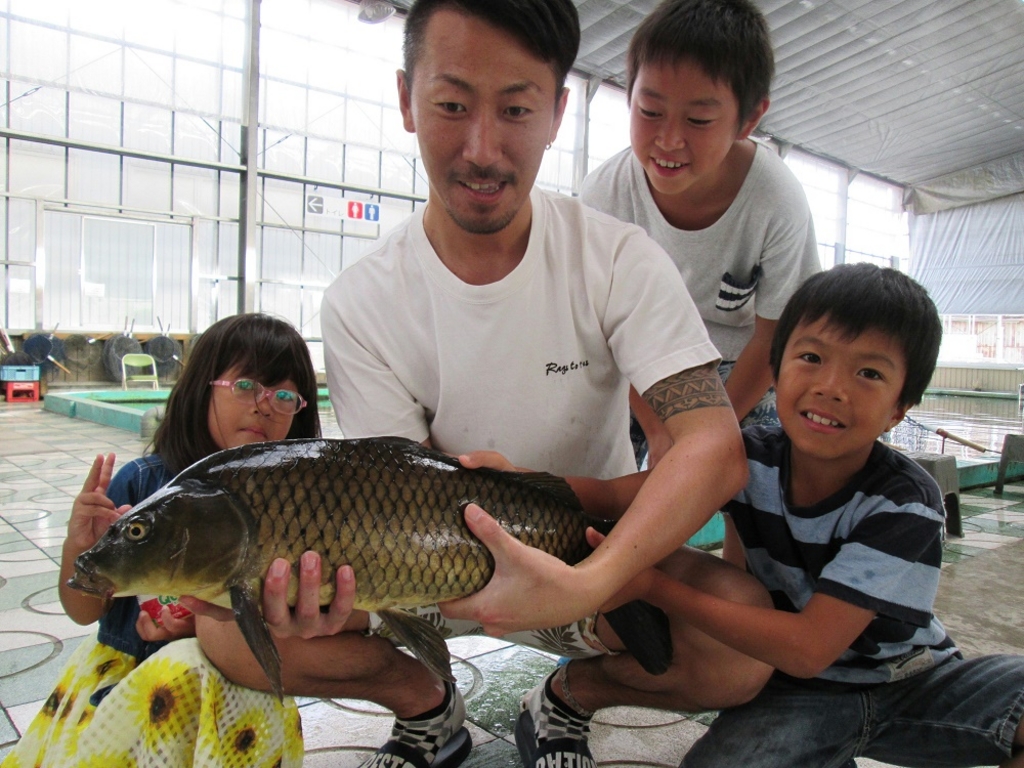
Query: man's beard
445 203 519 235
445 166 519 235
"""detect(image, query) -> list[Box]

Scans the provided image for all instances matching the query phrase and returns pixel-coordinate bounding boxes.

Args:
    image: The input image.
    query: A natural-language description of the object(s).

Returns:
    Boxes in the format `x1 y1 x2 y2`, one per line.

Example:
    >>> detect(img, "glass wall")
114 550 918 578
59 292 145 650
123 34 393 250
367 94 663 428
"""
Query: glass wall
940 315 1024 364
0 0 426 343
781 149 845 269
1 0 247 337
3 1 974 363
586 85 629 176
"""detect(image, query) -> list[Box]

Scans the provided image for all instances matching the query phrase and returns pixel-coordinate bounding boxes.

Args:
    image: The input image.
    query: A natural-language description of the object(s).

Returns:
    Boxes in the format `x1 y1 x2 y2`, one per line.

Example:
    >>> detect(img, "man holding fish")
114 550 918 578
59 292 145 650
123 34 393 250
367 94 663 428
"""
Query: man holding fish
193 1 773 767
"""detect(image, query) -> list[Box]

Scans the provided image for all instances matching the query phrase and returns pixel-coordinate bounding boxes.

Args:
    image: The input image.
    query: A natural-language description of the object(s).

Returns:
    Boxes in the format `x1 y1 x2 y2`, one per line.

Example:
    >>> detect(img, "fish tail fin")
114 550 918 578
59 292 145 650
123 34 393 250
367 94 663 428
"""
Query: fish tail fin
230 582 284 699
602 599 673 675
378 608 455 683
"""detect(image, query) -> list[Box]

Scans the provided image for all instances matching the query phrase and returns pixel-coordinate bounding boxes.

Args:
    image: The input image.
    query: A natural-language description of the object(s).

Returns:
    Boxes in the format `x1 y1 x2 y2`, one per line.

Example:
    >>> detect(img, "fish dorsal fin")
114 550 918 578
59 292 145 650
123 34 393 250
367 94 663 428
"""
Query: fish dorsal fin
512 472 583 512
375 435 423 449
372 435 583 511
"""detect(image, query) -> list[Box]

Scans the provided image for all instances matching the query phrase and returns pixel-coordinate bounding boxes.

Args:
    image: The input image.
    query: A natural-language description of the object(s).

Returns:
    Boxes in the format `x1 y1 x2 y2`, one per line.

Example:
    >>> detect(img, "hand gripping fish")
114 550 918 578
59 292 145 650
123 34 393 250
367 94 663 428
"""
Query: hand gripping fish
69 437 671 698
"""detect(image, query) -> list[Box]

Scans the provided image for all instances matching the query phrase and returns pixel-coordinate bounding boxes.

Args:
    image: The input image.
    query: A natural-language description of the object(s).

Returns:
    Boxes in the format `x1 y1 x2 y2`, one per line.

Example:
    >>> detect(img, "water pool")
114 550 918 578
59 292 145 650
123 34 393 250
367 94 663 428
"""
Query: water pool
43 388 336 436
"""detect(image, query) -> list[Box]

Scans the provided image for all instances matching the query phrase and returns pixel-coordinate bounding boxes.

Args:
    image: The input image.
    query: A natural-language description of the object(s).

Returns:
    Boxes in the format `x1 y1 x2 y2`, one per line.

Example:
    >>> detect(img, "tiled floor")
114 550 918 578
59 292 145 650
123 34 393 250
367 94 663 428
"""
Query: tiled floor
2 399 1023 767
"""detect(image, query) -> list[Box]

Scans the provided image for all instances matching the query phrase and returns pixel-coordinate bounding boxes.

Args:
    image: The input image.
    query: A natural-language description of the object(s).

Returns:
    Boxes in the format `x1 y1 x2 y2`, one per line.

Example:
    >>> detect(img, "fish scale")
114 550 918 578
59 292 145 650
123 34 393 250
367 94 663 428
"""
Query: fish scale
70 436 673 696
153 437 591 609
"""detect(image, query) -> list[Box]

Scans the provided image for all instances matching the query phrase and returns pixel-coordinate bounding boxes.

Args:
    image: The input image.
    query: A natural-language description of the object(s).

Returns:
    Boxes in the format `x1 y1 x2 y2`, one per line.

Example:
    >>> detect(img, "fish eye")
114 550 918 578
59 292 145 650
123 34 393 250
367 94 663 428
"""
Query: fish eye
125 521 149 541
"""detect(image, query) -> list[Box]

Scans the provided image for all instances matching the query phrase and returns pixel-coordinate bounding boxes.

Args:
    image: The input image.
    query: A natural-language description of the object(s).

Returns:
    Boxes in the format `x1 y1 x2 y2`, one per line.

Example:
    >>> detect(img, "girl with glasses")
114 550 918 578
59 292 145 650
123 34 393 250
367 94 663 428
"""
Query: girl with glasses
6 313 319 768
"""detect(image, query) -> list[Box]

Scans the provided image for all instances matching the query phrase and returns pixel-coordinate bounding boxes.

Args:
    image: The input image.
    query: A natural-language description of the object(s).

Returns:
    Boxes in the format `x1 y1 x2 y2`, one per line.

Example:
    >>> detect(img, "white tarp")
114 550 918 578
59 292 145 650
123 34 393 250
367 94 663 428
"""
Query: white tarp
905 152 1024 215
910 192 1024 315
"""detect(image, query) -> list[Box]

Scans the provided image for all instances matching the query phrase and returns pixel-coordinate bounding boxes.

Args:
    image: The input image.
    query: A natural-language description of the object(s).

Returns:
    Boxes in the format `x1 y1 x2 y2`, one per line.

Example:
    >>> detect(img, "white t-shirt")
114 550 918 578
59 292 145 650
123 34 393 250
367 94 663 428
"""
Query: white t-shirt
581 143 820 362
321 188 718 479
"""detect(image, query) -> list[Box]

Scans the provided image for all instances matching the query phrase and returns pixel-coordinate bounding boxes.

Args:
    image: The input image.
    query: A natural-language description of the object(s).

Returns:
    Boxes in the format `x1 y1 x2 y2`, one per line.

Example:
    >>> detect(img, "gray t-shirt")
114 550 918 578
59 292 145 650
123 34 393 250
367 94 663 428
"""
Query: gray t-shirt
581 143 820 361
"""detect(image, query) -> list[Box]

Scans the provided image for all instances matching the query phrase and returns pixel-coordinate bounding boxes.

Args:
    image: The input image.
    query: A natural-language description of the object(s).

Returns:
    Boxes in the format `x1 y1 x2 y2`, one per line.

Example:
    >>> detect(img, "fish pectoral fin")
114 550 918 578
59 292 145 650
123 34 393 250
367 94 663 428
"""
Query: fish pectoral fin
230 582 284 700
378 609 454 683
602 599 673 676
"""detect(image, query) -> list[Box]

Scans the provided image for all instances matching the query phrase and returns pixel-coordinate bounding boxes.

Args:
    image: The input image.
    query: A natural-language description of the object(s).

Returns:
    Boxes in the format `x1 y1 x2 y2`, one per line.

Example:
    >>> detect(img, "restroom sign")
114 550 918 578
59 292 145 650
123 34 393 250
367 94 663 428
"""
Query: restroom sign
306 193 380 222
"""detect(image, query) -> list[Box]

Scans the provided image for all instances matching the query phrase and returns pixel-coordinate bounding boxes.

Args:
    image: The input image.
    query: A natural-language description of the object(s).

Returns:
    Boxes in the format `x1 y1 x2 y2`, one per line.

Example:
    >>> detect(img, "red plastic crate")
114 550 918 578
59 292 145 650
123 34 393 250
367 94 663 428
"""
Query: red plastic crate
4 381 40 402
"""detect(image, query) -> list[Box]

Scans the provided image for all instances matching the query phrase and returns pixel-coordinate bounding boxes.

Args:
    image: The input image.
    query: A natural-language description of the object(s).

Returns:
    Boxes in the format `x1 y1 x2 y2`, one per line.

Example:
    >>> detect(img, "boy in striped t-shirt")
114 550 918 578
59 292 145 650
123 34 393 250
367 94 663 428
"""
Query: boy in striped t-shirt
613 264 1024 767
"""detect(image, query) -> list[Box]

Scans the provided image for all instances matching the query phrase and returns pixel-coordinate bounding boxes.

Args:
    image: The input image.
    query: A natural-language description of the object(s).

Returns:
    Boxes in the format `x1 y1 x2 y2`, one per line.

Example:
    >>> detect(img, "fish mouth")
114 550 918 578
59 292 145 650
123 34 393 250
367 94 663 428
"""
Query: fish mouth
68 559 117 598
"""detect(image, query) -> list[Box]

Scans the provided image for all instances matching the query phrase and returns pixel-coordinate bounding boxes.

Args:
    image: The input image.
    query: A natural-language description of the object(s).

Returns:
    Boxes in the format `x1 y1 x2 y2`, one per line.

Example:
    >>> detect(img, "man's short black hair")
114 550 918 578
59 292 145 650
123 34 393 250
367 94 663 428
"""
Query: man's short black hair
403 0 580 93
770 264 943 408
627 0 774 124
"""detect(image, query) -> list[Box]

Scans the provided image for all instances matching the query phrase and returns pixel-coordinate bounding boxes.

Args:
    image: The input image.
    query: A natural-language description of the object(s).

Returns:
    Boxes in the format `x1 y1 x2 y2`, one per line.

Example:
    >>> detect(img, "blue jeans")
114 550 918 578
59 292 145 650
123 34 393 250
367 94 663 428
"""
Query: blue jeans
682 655 1024 768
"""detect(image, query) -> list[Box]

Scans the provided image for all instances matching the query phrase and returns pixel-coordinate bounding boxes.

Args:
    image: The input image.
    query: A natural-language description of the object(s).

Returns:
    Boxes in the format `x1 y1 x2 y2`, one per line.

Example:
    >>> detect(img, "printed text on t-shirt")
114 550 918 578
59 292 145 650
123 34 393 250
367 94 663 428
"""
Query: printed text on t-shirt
546 360 589 376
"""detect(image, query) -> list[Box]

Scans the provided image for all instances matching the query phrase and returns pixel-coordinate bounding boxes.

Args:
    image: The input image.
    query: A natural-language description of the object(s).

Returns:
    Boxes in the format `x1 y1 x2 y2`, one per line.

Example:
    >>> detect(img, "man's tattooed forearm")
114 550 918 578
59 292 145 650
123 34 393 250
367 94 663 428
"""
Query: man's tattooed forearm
643 363 731 421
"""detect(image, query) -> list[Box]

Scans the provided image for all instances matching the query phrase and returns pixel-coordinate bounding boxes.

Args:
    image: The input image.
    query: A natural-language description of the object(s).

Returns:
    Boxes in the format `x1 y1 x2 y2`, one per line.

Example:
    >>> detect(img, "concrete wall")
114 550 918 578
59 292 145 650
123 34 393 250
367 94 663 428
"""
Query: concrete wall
930 364 1024 395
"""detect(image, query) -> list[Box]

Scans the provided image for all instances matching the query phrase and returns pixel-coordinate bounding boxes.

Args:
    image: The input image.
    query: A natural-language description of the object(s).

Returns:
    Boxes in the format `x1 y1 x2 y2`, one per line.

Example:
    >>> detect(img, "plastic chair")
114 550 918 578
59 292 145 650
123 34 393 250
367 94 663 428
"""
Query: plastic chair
121 353 160 390
994 434 1024 494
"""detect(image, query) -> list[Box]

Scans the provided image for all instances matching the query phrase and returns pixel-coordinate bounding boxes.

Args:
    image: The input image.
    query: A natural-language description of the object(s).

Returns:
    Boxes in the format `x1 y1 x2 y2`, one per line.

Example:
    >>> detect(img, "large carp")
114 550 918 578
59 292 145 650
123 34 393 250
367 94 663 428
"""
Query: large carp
70 437 670 697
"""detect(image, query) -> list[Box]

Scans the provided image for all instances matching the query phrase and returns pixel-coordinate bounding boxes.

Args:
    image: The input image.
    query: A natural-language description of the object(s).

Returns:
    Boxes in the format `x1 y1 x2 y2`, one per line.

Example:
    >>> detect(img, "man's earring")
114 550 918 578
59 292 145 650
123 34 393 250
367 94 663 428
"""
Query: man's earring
545 142 553 150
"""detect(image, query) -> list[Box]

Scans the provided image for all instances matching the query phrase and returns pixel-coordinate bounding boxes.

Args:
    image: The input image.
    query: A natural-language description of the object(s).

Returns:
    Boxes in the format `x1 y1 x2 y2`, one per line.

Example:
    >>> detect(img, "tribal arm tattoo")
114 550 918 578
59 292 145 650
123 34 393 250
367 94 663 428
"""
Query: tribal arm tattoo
642 362 731 422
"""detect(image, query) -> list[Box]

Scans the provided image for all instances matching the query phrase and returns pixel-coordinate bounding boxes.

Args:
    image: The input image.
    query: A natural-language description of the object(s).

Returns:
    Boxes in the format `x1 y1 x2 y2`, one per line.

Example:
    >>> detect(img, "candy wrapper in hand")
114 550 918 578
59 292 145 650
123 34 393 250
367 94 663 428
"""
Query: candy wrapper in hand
138 595 192 626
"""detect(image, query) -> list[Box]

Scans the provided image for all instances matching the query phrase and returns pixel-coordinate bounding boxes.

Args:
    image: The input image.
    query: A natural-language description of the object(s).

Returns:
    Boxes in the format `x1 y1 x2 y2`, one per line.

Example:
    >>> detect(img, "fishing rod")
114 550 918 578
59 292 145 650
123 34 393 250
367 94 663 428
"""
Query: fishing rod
903 415 993 453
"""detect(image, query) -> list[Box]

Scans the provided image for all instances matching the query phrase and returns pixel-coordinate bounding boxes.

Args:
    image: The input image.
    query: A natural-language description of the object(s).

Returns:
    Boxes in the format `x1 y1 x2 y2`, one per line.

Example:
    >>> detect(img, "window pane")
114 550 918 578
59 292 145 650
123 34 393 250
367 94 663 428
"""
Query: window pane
261 177 303 227
6 263 35 328
68 34 123 96
218 221 239 276
262 129 305 175
307 89 347 141
69 92 121 145
68 149 121 206
9 140 65 198
123 157 171 212
380 151 414 196
784 149 845 269
587 84 629 174
346 101 382 148
344 145 380 188
8 80 66 137
174 112 222 162
261 226 302 282
259 282 301 328
219 170 240 218
846 174 908 271
43 211 82 329
302 231 341 284
82 217 155 328
123 103 173 155
264 79 308 132
9 21 68 84
175 60 222 115
154 221 192 332
173 165 219 216
307 137 344 183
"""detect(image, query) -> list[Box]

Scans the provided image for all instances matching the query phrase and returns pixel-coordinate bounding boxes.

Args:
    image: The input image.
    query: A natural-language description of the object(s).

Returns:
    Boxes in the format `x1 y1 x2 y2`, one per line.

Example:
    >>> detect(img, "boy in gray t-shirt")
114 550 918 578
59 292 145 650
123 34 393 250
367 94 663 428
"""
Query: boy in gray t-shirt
581 0 820 466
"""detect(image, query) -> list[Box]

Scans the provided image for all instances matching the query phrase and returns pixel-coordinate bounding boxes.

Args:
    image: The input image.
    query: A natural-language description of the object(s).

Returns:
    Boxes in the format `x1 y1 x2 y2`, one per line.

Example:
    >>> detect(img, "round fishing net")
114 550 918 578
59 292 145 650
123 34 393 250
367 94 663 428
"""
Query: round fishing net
103 335 144 381
63 334 103 370
145 335 183 376
23 333 67 375
1 351 34 367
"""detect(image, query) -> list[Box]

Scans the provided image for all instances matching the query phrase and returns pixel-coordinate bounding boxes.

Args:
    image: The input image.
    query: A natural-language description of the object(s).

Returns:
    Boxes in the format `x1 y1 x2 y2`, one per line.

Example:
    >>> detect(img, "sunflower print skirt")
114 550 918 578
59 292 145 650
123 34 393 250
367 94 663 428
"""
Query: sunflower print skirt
2 636 303 768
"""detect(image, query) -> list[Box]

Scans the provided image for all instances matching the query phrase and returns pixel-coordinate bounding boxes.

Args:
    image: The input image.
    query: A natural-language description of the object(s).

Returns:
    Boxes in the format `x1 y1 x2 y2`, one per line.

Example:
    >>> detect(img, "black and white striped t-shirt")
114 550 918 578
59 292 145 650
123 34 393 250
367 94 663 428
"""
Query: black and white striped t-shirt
725 426 959 685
